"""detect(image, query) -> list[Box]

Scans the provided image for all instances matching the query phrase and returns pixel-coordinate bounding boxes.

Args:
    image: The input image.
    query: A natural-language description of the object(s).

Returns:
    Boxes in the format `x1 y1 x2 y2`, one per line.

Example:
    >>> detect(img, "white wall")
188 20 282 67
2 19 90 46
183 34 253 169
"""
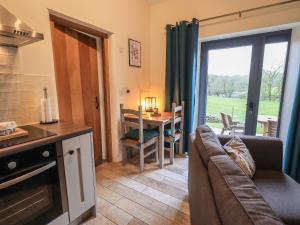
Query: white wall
149 0 300 110
280 25 300 147
0 0 150 161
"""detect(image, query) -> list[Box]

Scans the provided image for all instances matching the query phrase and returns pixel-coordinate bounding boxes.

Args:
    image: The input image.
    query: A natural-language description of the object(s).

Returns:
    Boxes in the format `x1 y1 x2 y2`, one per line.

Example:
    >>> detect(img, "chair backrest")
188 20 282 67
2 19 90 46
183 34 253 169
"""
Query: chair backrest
120 104 143 143
267 120 277 137
227 114 234 126
220 112 230 129
171 101 184 136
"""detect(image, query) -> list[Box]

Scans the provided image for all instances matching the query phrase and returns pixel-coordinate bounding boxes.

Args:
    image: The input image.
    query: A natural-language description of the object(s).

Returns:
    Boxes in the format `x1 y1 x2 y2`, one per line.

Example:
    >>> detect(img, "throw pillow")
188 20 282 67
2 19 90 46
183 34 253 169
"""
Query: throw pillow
195 125 226 167
223 136 256 178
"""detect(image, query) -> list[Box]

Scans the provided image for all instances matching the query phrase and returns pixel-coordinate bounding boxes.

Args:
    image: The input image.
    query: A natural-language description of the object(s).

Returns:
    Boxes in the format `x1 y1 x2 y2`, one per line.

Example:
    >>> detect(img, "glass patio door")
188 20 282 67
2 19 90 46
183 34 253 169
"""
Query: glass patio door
199 30 291 136
206 46 252 134
255 41 289 136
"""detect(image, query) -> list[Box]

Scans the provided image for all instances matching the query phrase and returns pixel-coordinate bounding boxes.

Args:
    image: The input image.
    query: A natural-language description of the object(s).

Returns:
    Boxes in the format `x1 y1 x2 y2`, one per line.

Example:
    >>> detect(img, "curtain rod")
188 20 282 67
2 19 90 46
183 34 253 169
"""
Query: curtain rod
168 0 300 27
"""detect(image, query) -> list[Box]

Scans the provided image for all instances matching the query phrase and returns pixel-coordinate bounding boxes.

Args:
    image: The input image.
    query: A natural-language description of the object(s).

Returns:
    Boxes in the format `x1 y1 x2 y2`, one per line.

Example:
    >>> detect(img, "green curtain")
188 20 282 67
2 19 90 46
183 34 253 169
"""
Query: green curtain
283 68 300 182
165 19 199 153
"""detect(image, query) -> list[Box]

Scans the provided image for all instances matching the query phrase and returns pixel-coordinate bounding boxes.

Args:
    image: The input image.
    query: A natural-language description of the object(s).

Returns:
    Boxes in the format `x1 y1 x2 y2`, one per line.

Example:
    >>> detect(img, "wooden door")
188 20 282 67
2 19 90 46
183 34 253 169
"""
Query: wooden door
51 22 102 164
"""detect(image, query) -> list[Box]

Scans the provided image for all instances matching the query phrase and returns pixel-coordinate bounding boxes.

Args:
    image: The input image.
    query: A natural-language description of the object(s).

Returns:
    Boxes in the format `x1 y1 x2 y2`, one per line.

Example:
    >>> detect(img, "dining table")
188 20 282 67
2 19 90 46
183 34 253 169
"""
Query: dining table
257 115 278 135
124 112 173 168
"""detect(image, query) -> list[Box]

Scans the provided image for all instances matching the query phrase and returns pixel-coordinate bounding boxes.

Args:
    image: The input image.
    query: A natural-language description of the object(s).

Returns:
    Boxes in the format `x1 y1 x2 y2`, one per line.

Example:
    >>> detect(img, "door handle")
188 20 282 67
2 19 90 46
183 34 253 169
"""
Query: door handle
247 102 254 114
95 96 99 110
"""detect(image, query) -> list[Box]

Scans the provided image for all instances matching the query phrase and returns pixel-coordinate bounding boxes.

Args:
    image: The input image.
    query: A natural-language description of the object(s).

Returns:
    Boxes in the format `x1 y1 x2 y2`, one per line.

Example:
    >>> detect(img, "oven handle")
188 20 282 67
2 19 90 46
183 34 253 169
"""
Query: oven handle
0 161 56 190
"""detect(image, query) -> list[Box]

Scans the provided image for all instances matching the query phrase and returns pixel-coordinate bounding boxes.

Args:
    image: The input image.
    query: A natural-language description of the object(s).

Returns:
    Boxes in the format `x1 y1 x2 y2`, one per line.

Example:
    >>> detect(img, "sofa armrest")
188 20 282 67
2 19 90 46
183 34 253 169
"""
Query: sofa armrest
218 135 283 171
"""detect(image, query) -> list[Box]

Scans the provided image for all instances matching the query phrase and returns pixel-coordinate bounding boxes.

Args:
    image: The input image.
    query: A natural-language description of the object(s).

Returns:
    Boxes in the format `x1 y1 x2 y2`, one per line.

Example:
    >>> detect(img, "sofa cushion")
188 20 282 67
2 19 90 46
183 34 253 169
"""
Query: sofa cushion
188 135 221 225
253 170 300 225
208 155 283 225
195 125 226 167
224 136 256 178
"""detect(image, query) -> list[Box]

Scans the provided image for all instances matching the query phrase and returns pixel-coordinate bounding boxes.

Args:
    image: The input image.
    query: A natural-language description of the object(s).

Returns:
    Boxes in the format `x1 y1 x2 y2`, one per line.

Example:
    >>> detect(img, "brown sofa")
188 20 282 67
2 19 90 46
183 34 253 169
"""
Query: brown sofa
188 126 300 225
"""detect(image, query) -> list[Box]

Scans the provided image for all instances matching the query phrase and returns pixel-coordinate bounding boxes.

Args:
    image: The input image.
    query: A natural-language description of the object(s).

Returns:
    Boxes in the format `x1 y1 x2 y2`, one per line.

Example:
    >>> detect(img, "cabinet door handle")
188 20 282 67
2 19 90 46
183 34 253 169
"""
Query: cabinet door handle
69 150 74 155
77 147 84 202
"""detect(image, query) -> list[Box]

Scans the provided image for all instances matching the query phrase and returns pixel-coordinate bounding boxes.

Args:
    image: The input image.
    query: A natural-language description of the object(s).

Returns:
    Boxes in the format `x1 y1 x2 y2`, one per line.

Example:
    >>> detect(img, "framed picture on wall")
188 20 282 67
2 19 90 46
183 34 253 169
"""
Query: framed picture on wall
128 39 141 67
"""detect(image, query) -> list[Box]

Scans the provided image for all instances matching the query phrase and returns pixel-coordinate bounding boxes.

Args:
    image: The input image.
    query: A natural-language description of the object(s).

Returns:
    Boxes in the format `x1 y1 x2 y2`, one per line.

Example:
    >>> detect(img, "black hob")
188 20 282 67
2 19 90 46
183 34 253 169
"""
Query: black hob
0 125 56 149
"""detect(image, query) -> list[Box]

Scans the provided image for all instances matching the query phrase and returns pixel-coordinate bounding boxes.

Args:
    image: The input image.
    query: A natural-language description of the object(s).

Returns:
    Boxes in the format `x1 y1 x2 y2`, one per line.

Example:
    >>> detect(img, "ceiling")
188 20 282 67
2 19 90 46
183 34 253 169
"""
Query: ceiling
145 0 168 5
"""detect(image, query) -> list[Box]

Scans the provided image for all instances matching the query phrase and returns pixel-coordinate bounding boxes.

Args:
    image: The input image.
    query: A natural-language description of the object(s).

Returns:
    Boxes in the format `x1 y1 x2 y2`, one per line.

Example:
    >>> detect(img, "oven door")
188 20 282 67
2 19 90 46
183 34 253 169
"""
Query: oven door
0 159 66 225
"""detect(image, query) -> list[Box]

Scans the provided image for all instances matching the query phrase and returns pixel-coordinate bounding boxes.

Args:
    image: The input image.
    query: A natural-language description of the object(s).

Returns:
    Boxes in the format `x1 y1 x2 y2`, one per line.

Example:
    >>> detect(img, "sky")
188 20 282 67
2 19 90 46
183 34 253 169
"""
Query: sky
207 42 288 76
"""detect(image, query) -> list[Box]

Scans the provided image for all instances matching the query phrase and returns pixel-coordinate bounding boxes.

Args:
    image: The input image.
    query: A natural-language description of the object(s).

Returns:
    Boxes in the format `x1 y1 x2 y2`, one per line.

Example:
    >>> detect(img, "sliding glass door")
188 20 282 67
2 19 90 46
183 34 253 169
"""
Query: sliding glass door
199 30 291 136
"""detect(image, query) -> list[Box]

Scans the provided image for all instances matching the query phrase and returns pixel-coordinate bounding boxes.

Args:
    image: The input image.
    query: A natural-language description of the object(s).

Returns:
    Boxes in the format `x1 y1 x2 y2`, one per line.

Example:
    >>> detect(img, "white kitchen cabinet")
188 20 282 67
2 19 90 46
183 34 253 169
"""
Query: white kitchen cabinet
79 133 97 210
62 132 96 222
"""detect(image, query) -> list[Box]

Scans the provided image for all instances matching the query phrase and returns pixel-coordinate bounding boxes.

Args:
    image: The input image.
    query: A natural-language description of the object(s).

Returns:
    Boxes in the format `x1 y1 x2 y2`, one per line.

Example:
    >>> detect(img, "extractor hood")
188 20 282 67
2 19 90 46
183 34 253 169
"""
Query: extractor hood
0 5 44 47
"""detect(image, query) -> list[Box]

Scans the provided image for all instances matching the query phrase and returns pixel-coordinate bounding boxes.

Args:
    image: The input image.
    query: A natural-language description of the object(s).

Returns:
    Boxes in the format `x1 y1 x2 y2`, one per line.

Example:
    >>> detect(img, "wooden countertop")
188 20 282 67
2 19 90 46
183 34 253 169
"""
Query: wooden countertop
0 121 92 157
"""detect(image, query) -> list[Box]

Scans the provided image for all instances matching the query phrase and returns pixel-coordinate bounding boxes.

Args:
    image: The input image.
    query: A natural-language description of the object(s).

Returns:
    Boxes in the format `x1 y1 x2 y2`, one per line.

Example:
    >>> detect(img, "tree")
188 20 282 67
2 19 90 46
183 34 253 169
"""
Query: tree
208 74 248 98
261 65 283 101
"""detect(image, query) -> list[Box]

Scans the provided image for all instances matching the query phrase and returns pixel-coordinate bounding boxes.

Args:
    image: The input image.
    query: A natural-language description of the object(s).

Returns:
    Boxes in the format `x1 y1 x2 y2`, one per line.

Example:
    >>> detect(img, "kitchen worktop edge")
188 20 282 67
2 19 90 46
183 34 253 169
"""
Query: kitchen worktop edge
0 121 92 157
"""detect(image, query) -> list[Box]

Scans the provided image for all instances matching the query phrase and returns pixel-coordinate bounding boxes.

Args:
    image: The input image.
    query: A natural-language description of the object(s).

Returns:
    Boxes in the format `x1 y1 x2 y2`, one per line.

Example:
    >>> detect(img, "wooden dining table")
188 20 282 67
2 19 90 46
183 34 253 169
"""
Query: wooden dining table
124 112 173 168
257 115 278 135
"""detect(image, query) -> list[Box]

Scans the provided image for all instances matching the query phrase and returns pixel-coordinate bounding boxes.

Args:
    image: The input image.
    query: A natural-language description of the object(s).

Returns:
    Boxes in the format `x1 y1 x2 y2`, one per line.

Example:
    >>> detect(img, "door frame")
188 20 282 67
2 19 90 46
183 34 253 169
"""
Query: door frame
49 12 113 162
198 29 292 136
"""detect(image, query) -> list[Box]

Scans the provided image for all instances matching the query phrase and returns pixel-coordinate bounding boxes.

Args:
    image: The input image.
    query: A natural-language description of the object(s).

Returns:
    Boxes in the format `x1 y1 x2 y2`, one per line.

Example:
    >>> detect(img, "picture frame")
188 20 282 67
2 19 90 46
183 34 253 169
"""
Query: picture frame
128 39 141 67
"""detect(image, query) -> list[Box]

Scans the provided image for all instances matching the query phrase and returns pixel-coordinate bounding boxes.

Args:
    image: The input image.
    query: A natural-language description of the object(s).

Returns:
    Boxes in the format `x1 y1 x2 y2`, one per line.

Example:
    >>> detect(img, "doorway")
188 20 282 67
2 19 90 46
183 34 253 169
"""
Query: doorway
50 14 112 164
199 30 291 137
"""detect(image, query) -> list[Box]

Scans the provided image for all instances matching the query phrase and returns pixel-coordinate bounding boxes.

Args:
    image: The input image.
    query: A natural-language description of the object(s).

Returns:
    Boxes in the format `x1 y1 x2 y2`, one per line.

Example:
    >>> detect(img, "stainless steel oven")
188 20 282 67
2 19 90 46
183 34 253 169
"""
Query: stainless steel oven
0 143 68 225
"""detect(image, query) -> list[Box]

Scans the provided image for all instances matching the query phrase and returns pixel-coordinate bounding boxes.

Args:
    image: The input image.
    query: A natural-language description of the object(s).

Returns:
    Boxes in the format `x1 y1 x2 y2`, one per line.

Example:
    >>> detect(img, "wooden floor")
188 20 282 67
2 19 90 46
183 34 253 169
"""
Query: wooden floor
83 156 190 225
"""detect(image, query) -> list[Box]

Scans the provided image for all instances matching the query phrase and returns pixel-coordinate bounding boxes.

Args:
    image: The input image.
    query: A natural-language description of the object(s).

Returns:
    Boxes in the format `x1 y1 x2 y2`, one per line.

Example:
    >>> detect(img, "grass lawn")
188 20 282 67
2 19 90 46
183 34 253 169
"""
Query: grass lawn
206 96 280 134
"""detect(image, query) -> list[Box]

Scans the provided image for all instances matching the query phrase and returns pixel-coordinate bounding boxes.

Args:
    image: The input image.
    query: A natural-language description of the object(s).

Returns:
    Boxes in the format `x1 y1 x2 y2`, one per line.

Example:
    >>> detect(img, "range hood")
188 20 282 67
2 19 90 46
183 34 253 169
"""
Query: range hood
0 5 44 47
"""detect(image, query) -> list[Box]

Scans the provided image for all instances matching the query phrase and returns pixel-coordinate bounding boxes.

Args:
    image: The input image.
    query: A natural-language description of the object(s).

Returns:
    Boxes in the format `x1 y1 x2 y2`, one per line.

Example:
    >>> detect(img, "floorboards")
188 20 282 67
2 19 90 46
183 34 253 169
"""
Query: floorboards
84 156 190 225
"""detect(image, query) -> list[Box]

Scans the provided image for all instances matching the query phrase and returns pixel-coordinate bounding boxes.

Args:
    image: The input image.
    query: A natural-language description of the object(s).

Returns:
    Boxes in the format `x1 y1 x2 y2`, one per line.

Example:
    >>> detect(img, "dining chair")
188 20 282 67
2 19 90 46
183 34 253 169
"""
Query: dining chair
266 120 277 137
164 101 184 164
120 104 159 172
220 112 244 135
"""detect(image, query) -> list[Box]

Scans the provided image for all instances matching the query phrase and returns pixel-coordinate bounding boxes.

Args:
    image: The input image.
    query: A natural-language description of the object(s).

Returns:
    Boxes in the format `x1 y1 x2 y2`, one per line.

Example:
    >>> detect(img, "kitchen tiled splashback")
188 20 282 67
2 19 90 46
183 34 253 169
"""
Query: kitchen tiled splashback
0 46 55 125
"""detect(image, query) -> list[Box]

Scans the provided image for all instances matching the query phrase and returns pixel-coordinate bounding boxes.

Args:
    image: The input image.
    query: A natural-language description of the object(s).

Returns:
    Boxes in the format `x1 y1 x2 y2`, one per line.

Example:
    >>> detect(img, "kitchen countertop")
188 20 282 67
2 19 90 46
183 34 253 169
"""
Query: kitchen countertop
0 121 92 157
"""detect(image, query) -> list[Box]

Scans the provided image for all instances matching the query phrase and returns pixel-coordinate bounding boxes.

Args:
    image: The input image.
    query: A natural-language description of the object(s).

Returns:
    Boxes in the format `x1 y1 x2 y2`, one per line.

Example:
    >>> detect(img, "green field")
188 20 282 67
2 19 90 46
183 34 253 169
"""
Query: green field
206 96 279 134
